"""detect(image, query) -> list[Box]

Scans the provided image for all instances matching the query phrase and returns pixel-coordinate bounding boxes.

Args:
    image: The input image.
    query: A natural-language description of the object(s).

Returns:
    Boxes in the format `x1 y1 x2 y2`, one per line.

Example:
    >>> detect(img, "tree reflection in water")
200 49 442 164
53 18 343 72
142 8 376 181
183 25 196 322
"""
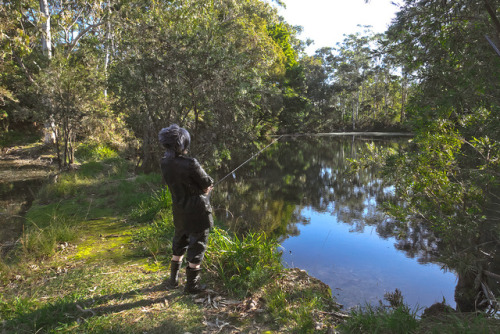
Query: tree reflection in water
210 135 499 311
212 136 410 239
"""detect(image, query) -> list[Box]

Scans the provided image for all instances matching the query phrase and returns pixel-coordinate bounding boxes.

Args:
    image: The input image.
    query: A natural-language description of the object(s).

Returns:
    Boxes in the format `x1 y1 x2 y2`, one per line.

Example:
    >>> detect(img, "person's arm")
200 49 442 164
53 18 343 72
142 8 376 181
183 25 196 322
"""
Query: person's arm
190 158 214 194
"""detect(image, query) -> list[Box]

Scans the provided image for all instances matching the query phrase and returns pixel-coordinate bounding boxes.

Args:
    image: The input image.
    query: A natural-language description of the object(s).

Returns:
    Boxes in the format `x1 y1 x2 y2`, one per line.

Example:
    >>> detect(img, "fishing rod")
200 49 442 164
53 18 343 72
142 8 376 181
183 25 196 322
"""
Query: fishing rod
213 135 283 187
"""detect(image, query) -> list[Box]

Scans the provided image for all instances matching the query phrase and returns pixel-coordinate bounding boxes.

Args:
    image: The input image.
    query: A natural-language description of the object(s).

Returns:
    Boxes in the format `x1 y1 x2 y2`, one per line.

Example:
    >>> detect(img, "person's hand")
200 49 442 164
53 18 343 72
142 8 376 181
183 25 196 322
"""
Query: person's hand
203 186 214 195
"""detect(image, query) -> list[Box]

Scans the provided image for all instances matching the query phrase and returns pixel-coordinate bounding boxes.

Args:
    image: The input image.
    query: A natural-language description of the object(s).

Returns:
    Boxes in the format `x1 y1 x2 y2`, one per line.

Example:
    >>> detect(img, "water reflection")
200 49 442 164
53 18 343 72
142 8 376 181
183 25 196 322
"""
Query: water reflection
0 161 51 249
211 135 457 310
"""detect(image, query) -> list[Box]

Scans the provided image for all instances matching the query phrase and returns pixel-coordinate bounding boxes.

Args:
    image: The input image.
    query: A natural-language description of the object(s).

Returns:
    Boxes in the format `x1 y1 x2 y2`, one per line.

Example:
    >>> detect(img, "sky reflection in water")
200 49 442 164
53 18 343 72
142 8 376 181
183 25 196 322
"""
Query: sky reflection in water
213 136 457 311
281 206 457 310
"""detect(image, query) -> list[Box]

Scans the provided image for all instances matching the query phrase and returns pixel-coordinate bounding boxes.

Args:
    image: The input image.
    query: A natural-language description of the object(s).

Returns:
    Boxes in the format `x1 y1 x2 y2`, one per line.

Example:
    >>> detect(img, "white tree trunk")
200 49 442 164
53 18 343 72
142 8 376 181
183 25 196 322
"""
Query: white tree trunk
39 0 52 59
39 0 56 144
103 2 112 97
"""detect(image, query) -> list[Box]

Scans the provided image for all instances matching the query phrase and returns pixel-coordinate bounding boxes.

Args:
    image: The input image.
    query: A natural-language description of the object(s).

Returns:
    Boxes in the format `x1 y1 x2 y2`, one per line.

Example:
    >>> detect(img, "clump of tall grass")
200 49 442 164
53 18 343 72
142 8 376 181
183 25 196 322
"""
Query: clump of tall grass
129 188 172 224
204 227 282 298
37 173 92 201
0 257 10 283
339 291 420 334
19 215 80 259
36 158 131 203
341 304 419 334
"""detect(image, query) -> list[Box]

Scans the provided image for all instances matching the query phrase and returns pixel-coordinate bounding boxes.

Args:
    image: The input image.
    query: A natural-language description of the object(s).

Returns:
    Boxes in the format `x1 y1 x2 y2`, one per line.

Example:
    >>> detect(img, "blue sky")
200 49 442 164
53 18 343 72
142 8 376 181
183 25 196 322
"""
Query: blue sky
275 0 400 54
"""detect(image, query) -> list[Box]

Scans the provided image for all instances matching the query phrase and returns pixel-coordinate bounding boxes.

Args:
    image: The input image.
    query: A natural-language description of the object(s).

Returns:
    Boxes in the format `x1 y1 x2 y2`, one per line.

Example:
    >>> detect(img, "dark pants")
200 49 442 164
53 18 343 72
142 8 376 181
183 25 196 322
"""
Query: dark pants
172 228 210 264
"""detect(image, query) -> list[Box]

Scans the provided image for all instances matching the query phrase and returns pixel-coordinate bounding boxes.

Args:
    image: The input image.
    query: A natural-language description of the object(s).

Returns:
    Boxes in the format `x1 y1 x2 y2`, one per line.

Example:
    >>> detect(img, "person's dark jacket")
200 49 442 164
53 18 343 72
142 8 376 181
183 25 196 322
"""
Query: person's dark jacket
161 153 214 232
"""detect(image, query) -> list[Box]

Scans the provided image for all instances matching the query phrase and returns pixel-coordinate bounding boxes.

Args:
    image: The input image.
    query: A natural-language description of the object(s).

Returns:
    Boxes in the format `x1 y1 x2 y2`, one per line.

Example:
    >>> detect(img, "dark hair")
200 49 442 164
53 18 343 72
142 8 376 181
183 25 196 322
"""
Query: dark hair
158 124 191 154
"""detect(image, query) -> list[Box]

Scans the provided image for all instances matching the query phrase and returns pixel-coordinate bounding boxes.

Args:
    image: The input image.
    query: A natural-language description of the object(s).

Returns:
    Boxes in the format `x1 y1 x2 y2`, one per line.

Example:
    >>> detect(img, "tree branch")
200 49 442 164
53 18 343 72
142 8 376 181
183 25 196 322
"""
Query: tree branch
13 52 34 83
484 0 500 36
66 21 105 54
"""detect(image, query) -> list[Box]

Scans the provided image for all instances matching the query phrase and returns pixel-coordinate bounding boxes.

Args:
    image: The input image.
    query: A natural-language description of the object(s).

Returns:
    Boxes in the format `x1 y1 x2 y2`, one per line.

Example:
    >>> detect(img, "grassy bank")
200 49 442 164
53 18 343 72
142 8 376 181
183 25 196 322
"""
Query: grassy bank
0 153 343 333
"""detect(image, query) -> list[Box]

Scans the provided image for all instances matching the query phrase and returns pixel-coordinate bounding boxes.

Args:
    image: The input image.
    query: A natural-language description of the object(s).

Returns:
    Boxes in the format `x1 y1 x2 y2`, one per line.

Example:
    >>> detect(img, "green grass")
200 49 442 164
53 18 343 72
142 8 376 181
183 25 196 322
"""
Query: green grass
129 188 172 225
339 303 420 334
19 214 80 259
75 142 119 162
0 261 205 334
267 287 323 331
417 313 500 334
204 227 283 298
338 301 500 334
0 157 161 269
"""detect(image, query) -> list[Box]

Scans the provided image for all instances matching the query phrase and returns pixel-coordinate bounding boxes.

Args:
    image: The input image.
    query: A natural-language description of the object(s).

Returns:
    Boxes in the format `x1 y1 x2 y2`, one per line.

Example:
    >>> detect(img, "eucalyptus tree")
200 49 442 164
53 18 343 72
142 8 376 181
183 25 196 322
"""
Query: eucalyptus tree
110 0 292 171
296 47 346 131
1 0 114 166
298 30 405 132
334 31 375 130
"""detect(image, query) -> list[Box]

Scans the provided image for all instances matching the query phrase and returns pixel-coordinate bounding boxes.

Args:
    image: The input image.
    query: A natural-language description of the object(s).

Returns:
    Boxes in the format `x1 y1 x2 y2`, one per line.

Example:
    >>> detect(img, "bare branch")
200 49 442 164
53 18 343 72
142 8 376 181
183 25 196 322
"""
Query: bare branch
66 21 105 54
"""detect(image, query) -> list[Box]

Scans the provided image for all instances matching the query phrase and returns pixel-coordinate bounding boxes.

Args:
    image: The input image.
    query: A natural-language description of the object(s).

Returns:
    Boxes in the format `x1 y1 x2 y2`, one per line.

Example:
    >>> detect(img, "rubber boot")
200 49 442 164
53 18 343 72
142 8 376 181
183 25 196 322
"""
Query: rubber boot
184 267 206 294
167 260 182 288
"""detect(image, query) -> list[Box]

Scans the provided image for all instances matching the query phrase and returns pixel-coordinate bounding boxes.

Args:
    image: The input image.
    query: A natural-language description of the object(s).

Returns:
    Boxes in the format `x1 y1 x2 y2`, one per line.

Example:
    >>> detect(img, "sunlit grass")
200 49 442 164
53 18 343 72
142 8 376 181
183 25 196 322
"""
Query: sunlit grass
75 142 120 163
205 227 282 298
339 303 419 334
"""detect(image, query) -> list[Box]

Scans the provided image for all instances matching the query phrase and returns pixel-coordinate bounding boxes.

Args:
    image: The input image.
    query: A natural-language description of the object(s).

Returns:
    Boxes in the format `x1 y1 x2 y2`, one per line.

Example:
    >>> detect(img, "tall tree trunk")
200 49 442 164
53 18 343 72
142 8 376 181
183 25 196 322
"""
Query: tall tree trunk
40 0 56 145
39 0 52 59
104 2 112 97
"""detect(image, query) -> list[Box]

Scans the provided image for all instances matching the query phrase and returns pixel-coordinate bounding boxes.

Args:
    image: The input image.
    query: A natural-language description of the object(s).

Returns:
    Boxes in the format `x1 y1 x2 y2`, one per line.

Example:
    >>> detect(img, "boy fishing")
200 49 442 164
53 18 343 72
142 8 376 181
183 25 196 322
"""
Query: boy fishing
158 124 214 294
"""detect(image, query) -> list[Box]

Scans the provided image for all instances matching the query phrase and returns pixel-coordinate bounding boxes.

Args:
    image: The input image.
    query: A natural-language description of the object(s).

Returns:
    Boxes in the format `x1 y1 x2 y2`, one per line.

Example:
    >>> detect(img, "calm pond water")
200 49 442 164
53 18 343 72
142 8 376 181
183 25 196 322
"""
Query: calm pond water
211 135 457 311
0 160 50 252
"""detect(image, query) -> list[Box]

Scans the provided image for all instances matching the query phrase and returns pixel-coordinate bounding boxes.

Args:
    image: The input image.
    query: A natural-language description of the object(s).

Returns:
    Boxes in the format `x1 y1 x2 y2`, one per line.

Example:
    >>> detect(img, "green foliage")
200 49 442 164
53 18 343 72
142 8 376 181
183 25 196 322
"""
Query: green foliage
75 143 119 162
110 0 291 170
36 53 108 166
339 303 419 334
418 313 500 334
205 227 282 298
382 117 491 242
387 0 500 121
301 29 406 132
268 22 299 70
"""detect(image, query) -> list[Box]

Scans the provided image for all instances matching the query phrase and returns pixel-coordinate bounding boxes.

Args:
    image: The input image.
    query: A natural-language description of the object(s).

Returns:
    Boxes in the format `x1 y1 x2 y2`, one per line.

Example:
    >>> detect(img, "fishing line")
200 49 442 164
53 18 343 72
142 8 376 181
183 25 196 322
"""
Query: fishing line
213 135 283 187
